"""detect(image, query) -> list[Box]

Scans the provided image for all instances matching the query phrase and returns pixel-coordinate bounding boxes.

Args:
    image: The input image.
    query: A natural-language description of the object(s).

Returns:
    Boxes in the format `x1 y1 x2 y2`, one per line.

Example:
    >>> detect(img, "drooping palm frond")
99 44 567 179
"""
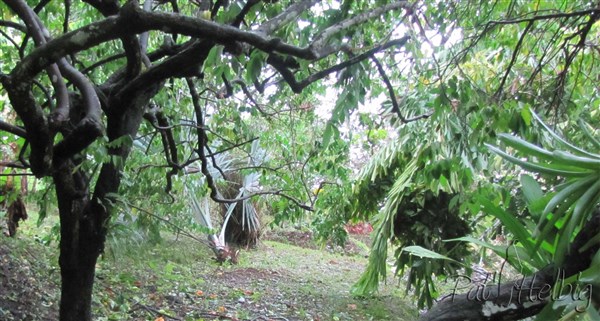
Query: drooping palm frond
355 134 408 184
352 157 419 296
187 141 266 249
350 140 408 219
189 189 213 230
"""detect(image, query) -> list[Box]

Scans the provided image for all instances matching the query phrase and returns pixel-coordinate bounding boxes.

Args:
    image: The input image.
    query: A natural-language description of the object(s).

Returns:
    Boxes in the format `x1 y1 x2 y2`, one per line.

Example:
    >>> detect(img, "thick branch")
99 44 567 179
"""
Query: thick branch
82 0 144 80
311 1 410 57
10 0 318 85
1 73 52 177
256 0 319 35
114 39 212 106
4 0 70 128
25 7 104 158
269 37 410 93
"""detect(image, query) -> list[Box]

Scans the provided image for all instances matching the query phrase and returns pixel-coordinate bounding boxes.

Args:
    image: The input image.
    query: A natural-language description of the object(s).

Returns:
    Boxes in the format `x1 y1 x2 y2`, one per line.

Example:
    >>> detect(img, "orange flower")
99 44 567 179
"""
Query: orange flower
196 290 204 296
154 317 165 321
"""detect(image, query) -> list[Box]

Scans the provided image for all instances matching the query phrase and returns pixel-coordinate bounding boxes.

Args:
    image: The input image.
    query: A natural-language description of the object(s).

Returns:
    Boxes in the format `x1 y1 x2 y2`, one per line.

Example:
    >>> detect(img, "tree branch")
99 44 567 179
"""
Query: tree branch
310 1 410 57
0 28 21 53
143 104 181 193
256 0 319 36
486 8 600 26
4 0 70 129
0 120 27 137
494 21 533 98
9 1 320 85
269 37 410 93
370 55 431 123
231 0 261 28
0 20 27 32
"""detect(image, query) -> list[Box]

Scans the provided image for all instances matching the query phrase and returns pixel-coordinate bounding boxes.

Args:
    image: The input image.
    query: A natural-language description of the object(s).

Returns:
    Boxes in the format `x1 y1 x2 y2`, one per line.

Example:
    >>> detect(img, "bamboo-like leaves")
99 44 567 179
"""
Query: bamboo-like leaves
351 158 419 296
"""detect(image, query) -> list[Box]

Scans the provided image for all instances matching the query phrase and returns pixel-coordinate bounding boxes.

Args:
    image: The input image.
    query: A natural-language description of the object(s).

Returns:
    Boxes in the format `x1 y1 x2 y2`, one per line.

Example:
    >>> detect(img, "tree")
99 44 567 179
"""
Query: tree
323 1 600 320
0 0 416 320
2 1 599 321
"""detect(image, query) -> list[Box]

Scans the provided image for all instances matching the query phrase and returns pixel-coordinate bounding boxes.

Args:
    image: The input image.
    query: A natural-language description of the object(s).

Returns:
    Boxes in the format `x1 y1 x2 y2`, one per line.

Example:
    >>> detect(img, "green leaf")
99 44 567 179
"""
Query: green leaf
401 246 458 262
322 123 339 148
479 198 544 266
542 175 597 217
520 174 543 208
498 133 554 161
531 112 600 159
246 51 263 82
486 144 591 177
520 104 532 126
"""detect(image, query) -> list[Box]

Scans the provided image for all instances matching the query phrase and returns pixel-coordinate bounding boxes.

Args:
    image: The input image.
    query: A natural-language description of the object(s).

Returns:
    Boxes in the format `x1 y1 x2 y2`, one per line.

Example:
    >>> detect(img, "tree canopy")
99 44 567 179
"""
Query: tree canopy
1 1 599 320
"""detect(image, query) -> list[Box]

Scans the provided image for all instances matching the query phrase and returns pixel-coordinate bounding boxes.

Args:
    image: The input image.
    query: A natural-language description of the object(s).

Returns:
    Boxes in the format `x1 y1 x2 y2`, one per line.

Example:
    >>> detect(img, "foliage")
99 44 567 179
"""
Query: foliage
1 0 600 320
483 114 600 319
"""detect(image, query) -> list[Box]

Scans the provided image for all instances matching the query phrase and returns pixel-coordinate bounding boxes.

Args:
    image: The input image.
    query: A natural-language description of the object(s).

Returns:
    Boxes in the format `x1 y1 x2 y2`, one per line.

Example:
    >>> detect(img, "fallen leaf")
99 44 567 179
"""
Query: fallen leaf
209 294 218 299
347 303 357 310
217 306 226 313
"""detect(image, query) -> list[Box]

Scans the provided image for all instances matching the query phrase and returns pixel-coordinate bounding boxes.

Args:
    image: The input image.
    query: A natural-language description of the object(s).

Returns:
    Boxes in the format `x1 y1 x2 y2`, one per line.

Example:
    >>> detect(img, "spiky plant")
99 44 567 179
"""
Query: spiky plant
188 140 266 261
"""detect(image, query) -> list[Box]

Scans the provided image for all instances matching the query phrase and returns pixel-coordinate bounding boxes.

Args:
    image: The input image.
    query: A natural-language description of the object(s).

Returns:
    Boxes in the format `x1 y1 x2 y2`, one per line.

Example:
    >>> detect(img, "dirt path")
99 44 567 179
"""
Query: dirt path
0 230 417 321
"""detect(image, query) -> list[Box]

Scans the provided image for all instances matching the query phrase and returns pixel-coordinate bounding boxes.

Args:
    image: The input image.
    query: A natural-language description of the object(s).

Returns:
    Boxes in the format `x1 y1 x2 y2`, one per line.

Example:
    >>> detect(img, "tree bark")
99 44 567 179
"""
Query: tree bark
52 158 100 321
58 254 96 321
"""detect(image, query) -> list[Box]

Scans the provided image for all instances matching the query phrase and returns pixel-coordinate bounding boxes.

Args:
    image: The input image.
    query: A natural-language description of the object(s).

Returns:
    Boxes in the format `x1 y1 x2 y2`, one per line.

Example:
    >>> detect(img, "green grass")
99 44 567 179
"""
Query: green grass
2 212 418 320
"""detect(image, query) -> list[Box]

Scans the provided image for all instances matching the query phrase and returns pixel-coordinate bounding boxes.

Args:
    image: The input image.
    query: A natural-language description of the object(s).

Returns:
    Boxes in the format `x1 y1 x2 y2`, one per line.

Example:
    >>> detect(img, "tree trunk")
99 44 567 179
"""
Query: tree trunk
58 255 97 321
53 160 105 321
51 73 166 320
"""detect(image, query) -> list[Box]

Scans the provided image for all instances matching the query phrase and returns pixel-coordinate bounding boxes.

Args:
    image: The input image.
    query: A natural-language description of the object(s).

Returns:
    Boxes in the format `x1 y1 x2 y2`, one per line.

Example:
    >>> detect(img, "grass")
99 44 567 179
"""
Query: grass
1 214 419 321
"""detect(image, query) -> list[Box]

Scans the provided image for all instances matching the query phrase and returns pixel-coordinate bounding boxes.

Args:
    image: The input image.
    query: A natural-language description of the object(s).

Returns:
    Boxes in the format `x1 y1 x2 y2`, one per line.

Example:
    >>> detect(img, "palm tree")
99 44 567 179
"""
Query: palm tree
188 140 266 262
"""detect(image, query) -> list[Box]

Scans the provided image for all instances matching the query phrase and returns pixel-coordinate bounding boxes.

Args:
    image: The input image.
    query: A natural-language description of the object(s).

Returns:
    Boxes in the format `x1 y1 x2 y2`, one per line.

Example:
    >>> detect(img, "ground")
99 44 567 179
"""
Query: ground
0 218 418 321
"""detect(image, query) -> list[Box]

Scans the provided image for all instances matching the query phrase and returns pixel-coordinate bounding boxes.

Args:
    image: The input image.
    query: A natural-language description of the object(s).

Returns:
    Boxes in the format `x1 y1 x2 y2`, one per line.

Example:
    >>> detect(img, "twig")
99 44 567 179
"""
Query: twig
370 55 431 123
131 302 183 320
494 21 533 98
269 37 410 93
124 202 211 246
0 172 35 176
486 8 600 26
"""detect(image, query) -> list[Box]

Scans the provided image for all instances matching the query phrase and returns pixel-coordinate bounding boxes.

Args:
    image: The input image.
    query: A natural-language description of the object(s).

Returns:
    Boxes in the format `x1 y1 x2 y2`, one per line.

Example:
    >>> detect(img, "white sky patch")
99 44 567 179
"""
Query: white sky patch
314 83 337 120
421 28 463 56
298 20 311 29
